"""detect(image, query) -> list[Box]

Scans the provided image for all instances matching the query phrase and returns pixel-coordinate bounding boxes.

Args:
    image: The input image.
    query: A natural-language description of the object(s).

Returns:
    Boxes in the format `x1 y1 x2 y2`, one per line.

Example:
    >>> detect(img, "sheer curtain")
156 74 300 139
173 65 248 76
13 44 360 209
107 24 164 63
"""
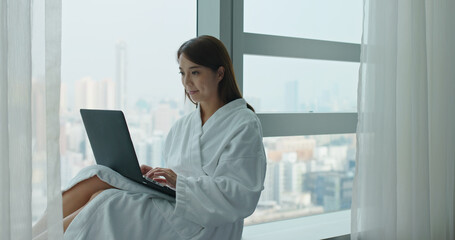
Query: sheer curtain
0 0 63 239
352 0 455 239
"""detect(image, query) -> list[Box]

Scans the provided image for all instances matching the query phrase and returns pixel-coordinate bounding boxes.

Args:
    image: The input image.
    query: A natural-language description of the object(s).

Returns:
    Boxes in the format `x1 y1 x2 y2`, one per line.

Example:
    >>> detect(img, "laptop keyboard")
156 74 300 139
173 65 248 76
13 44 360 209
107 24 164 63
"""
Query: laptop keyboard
143 175 165 187
141 175 176 197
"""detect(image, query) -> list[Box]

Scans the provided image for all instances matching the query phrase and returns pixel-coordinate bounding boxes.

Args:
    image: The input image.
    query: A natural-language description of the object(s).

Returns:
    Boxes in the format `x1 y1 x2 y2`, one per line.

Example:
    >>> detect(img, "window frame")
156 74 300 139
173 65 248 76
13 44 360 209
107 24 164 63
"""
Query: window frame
197 0 359 236
197 0 359 138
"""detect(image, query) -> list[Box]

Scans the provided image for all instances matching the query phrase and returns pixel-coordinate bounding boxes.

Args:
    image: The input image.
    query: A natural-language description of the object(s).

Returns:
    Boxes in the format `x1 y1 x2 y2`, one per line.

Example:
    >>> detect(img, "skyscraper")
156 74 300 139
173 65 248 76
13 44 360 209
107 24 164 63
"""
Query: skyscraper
98 78 116 109
75 77 98 110
116 41 127 110
152 102 180 135
285 80 298 112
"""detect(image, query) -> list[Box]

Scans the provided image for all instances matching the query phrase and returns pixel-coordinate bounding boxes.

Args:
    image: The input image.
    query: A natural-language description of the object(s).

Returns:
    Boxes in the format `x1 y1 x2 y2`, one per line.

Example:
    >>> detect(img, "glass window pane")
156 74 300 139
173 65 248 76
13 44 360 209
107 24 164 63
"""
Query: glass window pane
60 0 196 192
244 0 362 43
245 134 356 225
243 54 358 113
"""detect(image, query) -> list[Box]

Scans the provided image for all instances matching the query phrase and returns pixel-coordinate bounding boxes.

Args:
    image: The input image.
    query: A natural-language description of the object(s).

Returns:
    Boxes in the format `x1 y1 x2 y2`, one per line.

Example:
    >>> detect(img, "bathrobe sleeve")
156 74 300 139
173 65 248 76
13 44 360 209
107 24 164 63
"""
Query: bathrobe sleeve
173 119 266 228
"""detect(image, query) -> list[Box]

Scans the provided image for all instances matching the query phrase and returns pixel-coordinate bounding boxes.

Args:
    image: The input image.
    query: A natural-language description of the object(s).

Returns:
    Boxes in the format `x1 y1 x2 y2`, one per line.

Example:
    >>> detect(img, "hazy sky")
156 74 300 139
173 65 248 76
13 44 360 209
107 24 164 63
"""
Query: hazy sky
62 0 196 102
61 0 362 112
244 0 362 43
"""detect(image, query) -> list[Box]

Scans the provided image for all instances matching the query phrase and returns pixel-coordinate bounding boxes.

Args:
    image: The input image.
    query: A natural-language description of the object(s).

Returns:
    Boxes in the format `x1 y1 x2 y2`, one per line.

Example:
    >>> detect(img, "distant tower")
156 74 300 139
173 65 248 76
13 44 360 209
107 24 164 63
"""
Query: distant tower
285 80 298 112
116 41 127 109
75 77 98 110
99 78 116 109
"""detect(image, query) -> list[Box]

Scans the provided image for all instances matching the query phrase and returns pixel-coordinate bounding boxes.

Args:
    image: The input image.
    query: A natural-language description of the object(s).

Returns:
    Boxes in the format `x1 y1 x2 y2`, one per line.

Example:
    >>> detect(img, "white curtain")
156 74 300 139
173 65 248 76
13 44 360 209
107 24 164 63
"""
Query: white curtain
352 0 455 239
0 0 63 239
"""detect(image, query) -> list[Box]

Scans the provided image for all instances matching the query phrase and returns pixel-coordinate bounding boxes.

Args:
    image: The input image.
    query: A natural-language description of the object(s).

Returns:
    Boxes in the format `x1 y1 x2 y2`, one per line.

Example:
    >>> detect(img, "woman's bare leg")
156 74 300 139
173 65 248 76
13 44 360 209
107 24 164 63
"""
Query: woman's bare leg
34 188 107 238
63 189 105 231
62 176 113 218
33 175 113 236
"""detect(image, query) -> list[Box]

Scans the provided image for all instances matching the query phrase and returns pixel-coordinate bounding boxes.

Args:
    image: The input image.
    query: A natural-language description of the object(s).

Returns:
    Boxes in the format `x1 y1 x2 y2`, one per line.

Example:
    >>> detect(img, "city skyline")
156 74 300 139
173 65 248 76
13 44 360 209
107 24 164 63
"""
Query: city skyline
29 0 362 225
31 69 357 224
62 40 359 114
57 76 356 224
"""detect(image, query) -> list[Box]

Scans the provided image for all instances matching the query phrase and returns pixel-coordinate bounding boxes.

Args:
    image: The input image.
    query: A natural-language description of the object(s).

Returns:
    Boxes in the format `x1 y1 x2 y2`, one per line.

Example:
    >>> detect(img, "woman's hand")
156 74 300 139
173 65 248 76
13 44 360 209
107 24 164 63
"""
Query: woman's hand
140 165 153 175
141 165 177 189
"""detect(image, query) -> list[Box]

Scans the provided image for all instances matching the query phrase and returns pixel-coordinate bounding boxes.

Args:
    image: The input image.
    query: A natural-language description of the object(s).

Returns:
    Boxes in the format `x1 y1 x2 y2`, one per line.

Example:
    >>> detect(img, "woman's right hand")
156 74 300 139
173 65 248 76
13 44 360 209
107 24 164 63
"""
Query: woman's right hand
140 164 153 175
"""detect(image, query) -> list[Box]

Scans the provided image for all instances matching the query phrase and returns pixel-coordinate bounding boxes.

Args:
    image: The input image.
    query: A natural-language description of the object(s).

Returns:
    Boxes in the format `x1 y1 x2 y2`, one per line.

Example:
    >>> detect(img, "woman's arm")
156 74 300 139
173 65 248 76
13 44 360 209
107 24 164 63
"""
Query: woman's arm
174 120 267 228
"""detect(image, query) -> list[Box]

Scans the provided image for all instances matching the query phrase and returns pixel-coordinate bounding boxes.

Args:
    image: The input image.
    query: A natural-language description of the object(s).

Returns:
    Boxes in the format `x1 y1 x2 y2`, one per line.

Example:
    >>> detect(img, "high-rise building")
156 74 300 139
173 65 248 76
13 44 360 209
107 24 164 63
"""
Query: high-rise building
135 141 148 166
302 171 353 212
75 77 98 110
282 153 307 193
285 80 298 112
275 136 316 161
99 78 116 109
116 41 127 110
60 82 68 115
146 134 164 167
75 77 116 111
152 102 180 135
259 161 282 205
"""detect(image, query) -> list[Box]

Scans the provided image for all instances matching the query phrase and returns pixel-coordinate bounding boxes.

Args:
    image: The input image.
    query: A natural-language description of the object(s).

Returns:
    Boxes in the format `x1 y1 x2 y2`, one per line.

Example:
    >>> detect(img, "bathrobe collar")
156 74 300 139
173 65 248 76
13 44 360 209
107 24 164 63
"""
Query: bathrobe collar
195 98 247 133
189 98 247 175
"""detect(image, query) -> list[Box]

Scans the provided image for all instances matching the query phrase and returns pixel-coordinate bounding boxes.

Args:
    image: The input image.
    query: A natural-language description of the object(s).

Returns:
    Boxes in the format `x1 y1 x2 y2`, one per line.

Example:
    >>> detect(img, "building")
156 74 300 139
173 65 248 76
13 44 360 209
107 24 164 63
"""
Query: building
115 41 127 110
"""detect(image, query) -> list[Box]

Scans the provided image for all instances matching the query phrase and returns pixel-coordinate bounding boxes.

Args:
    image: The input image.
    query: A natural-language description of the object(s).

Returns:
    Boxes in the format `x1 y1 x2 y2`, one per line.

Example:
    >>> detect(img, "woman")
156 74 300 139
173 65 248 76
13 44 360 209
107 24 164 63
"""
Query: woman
33 35 266 240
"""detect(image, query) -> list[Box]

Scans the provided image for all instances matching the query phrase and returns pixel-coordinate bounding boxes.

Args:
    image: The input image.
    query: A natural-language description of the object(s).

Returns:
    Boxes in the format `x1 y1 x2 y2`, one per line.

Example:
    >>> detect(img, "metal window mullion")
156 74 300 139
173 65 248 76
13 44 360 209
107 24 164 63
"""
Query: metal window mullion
244 33 360 62
197 0 220 37
232 0 244 93
258 112 358 137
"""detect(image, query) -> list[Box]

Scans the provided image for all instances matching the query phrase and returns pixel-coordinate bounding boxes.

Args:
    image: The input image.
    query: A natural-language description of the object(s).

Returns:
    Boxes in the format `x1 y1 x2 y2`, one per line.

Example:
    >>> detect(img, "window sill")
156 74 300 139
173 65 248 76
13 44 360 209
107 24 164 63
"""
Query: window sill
242 210 350 240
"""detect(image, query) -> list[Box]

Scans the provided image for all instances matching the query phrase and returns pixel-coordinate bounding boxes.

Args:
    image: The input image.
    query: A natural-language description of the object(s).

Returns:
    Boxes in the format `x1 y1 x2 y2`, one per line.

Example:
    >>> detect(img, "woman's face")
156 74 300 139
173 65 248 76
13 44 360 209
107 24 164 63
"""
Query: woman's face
178 54 223 106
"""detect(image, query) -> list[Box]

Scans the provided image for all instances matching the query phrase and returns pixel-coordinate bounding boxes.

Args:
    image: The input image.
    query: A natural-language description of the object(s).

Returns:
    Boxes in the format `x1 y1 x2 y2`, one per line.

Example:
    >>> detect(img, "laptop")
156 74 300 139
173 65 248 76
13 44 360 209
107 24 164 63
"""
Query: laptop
80 109 176 198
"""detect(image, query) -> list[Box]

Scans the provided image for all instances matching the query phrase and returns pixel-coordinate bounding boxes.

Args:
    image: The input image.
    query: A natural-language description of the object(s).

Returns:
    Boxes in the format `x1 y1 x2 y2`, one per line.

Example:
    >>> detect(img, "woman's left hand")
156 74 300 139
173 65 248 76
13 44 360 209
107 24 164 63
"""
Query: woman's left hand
144 168 177 189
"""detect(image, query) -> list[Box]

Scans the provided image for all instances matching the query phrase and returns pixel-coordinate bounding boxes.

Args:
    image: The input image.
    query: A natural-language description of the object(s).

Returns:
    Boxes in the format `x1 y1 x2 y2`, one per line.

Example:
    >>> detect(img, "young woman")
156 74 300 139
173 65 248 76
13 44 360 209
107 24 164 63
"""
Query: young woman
33 35 266 240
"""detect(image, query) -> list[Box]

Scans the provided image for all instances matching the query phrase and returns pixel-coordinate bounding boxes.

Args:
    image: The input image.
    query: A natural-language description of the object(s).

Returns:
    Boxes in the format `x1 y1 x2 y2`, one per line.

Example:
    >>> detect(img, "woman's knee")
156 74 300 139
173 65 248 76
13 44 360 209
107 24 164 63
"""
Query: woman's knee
65 176 112 201
89 189 106 201
89 176 112 188
81 176 113 195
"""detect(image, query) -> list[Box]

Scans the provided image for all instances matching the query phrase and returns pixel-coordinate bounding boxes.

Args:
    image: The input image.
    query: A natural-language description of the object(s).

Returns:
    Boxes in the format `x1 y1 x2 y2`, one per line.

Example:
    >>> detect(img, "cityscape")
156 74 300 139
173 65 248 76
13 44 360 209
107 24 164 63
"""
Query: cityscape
24 0 363 229
31 41 357 225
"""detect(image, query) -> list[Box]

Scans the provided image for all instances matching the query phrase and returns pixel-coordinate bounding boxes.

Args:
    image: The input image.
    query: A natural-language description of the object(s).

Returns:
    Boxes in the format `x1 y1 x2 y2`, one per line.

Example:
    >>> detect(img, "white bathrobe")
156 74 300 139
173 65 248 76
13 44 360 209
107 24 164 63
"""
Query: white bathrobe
64 98 267 240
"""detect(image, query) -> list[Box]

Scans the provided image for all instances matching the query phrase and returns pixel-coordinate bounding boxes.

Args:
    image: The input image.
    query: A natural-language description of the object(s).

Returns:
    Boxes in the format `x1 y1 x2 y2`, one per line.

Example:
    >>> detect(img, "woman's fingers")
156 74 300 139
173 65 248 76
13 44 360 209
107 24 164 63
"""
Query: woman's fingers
140 165 153 175
146 168 177 188
153 178 167 184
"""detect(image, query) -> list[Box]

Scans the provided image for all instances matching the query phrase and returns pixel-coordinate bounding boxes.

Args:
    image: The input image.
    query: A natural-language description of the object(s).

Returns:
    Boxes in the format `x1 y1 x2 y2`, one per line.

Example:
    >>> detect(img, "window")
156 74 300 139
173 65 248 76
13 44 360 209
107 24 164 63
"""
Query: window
244 0 362 43
42 0 196 222
245 134 356 225
243 55 358 113
196 0 361 226
37 0 360 231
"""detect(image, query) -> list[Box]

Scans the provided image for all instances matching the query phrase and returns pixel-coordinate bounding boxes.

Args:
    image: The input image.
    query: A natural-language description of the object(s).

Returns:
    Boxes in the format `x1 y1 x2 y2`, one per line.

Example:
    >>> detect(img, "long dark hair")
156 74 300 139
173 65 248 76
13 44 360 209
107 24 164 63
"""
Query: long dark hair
177 35 254 112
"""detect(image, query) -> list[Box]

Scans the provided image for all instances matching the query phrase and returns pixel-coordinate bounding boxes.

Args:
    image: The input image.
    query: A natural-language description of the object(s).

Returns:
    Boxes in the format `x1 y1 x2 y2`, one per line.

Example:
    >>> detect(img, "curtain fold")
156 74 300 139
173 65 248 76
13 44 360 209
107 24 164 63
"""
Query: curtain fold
0 0 63 239
44 0 63 238
352 0 455 239
0 0 33 239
